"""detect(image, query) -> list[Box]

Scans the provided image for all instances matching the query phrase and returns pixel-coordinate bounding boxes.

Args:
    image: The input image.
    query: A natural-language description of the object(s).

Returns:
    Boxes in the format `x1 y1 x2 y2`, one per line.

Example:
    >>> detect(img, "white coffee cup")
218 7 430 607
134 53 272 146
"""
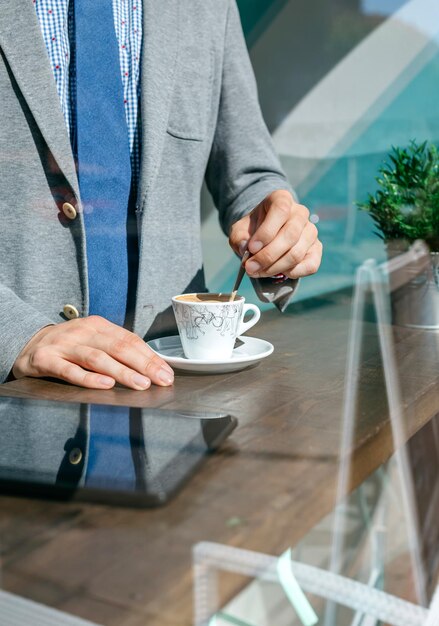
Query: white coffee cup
172 293 261 360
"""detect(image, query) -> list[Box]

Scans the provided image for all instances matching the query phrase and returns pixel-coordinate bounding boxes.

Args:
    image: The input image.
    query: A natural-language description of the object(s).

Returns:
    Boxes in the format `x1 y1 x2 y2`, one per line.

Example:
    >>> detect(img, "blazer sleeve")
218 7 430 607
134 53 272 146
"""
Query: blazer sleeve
0 285 54 383
204 0 296 236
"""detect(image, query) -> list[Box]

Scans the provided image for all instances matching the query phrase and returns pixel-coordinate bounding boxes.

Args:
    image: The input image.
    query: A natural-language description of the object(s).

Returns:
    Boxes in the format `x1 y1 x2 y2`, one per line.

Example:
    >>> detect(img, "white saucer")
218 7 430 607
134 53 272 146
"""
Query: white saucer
146 335 274 374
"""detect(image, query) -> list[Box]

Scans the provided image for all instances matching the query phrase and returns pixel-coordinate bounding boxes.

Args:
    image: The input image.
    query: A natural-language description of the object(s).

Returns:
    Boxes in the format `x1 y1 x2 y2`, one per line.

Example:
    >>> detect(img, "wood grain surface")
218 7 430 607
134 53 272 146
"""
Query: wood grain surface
0 290 437 625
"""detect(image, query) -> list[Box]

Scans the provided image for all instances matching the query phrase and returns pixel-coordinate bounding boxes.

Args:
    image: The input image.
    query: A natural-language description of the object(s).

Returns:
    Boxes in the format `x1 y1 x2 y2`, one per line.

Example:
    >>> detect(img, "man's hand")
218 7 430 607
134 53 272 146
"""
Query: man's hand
229 190 322 279
12 316 174 390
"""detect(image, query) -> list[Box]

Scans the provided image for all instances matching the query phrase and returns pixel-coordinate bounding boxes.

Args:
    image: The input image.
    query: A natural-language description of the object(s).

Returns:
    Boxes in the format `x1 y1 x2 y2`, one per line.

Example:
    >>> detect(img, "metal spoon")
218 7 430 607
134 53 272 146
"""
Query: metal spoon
229 250 251 301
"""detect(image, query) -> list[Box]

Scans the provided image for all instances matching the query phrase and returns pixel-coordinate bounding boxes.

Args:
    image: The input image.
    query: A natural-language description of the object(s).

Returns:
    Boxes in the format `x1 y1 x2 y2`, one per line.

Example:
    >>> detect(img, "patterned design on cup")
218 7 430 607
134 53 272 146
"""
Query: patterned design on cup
174 303 241 341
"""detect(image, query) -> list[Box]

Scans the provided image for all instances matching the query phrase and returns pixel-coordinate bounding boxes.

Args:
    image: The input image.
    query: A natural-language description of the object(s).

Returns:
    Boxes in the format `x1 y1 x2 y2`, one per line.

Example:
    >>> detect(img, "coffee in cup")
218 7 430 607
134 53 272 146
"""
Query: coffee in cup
174 294 228 303
172 293 261 360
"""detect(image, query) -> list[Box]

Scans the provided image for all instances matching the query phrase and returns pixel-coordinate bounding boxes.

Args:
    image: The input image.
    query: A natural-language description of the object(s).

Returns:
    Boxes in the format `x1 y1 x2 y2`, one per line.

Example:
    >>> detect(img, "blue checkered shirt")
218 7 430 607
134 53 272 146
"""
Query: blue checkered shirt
34 0 142 185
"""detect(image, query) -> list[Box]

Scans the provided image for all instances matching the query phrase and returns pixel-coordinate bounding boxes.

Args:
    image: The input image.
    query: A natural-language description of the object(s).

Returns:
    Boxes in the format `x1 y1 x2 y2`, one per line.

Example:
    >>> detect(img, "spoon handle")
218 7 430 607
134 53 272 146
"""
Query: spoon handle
229 250 251 301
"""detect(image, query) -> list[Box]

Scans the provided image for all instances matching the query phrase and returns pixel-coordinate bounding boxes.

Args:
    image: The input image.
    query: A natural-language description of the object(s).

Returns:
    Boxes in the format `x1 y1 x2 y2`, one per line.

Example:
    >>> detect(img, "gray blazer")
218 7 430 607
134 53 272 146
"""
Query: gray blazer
0 0 292 383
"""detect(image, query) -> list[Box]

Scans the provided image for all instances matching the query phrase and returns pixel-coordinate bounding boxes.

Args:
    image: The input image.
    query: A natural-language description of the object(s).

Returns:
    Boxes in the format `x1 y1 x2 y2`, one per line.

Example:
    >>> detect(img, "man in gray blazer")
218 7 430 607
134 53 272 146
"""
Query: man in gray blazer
0 0 322 390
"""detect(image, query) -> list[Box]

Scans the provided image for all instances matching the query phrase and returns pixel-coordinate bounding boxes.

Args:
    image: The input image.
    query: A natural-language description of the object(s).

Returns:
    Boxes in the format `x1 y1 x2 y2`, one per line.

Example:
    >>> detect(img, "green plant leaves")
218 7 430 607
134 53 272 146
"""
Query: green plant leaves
358 140 439 251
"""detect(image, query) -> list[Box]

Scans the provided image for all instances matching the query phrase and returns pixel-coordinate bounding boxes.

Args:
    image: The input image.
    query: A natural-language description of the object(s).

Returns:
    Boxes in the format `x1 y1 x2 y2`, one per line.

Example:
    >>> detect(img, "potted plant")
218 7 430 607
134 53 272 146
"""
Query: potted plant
359 140 439 329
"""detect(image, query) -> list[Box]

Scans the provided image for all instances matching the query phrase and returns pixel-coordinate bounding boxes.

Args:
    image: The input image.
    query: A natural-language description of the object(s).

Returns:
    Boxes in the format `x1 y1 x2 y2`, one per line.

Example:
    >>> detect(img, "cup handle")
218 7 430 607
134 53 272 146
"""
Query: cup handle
237 303 261 336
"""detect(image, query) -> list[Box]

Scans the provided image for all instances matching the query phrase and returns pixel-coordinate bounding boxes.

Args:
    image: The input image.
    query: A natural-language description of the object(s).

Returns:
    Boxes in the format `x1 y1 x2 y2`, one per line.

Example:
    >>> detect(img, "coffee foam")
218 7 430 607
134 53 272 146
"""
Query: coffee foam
175 293 242 303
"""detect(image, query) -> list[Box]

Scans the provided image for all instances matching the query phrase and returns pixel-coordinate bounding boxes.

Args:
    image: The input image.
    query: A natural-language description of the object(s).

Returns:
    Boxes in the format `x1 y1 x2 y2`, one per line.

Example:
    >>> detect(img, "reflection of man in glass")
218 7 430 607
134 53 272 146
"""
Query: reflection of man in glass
0 0 322 390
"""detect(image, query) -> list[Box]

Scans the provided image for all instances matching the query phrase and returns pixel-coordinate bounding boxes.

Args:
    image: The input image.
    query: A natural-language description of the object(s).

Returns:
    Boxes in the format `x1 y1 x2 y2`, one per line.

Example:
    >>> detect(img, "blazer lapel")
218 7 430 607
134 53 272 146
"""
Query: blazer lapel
137 0 180 210
0 0 79 198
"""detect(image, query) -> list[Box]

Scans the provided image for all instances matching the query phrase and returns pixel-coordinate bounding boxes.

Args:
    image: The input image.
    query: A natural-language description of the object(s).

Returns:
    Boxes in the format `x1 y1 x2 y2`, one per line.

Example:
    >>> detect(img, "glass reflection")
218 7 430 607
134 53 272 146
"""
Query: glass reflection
0 399 236 506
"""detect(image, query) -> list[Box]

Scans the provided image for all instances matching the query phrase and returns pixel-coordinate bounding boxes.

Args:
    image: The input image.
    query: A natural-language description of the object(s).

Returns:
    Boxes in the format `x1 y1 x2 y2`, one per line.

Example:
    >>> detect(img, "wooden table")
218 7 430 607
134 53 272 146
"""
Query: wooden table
0 291 437 626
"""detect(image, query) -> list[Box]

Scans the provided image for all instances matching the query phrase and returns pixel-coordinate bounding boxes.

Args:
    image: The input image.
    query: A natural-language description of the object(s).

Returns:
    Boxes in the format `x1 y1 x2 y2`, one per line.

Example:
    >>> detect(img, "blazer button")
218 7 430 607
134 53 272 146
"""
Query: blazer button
62 202 77 220
63 304 80 319
69 448 83 465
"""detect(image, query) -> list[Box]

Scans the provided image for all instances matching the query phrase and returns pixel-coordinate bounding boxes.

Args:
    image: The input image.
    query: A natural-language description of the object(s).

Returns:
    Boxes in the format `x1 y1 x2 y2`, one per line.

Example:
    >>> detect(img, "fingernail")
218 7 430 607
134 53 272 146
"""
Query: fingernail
99 376 114 387
158 367 174 386
239 240 249 256
249 240 263 253
132 374 151 390
246 260 261 275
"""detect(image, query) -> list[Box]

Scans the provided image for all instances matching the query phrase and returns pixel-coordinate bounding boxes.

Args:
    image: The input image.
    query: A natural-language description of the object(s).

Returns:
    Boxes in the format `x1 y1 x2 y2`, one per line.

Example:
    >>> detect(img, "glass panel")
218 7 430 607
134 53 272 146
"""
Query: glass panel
1 1 438 625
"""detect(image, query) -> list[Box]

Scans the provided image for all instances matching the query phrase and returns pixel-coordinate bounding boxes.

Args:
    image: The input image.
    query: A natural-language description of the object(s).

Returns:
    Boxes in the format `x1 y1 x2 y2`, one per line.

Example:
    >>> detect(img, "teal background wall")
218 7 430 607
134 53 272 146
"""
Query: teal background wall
201 0 439 307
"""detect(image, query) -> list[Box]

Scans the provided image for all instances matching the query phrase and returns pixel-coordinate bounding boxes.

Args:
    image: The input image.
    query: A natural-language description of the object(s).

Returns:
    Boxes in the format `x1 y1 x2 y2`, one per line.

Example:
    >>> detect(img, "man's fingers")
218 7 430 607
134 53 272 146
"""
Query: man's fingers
40 355 116 389
248 222 318 277
89 330 174 386
229 213 252 255
287 240 323 279
57 362 116 389
85 319 174 386
64 346 152 390
248 201 309 255
15 344 116 389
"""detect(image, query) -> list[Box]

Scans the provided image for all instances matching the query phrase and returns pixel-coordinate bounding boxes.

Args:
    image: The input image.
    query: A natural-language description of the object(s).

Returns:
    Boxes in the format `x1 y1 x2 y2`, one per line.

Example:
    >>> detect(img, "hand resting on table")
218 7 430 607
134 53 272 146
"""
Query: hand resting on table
12 315 174 390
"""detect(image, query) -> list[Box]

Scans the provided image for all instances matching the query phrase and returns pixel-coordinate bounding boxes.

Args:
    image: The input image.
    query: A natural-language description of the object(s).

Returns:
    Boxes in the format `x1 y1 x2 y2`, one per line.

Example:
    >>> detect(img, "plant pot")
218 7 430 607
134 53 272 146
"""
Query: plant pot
390 248 439 330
